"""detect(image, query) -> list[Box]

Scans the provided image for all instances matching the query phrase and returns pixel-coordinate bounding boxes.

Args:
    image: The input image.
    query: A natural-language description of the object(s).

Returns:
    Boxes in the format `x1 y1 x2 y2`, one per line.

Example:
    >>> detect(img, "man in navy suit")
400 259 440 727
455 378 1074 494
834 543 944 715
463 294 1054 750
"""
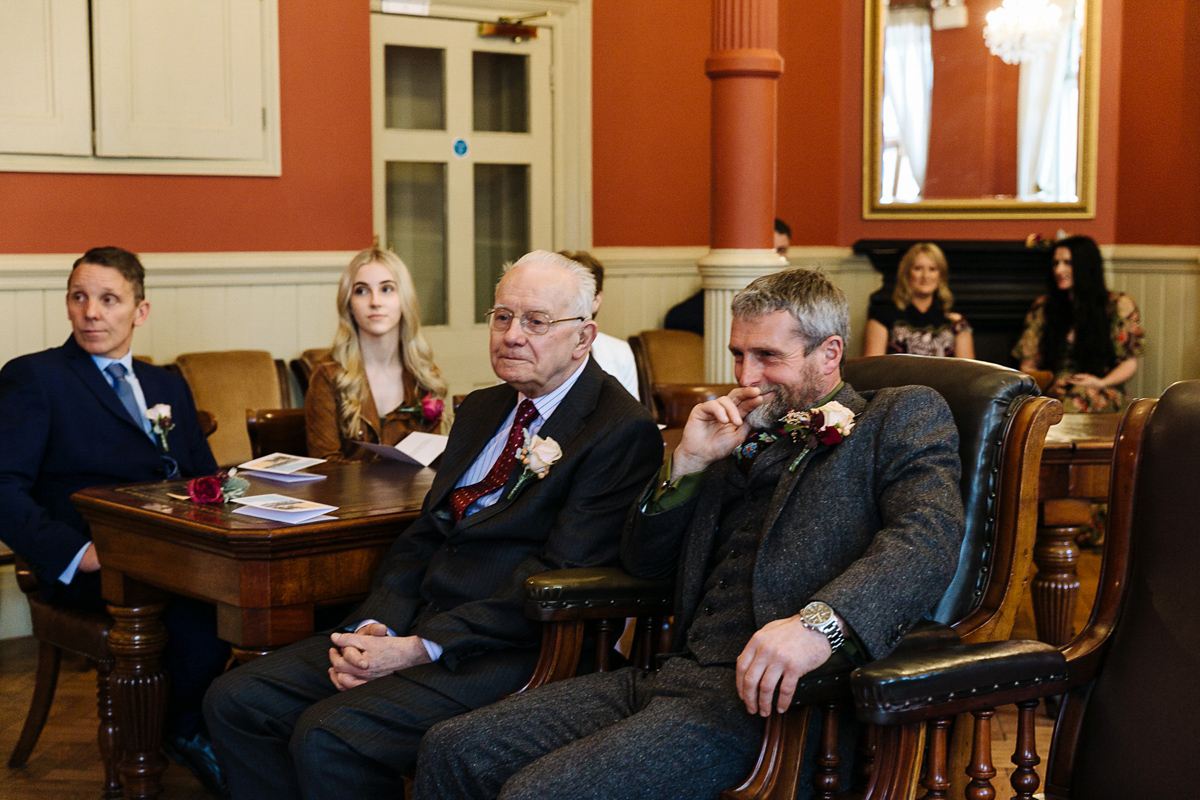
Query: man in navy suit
0 246 227 791
203 251 663 799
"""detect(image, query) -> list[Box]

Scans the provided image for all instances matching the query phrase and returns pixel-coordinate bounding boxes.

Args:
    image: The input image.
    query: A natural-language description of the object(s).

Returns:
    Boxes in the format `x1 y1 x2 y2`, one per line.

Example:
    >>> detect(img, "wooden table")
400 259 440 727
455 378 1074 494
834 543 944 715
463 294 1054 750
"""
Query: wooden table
1034 413 1121 646
76 460 434 800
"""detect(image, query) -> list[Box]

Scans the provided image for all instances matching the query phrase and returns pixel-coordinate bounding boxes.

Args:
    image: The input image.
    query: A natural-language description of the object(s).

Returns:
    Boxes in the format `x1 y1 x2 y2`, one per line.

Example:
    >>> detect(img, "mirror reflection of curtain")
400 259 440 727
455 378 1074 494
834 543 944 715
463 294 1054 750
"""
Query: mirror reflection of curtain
881 7 933 203
1017 0 1080 201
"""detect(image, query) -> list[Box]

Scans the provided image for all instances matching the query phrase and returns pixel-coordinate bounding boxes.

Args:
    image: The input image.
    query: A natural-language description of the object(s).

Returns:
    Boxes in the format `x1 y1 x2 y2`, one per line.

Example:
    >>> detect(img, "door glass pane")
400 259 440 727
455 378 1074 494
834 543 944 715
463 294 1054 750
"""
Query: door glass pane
386 161 447 325
473 52 528 133
384 45 444 130
474 163 529 320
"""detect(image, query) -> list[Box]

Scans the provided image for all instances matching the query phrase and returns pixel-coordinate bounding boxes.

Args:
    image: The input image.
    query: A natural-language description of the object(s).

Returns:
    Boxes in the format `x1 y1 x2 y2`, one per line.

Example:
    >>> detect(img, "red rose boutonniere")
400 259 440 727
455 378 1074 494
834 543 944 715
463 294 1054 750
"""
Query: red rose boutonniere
400 393 444 425
780 400 856 472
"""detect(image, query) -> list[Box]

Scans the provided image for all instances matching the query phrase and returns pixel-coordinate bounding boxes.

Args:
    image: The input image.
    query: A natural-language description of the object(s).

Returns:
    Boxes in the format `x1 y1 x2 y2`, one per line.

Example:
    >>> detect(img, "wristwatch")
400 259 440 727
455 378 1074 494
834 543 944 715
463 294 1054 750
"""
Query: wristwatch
799 601 845 652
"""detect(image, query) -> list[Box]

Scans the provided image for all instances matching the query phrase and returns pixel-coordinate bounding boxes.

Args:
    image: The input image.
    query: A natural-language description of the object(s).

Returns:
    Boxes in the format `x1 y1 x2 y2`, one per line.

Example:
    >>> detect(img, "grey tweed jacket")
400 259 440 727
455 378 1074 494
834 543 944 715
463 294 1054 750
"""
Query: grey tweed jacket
622 382 965 659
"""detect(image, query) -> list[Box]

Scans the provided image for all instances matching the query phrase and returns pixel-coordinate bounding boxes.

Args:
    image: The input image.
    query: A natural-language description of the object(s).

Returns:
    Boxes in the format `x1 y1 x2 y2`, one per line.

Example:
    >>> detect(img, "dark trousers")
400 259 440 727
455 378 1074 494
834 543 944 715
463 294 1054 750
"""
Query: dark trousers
412 658 766 800
203 632 536 800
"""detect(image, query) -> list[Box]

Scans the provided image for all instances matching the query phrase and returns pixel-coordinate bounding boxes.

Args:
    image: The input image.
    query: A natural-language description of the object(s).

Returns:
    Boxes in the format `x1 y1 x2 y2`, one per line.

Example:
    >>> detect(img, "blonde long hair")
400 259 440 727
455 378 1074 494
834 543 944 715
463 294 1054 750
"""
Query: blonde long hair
329 248 451 436
893 242 955 311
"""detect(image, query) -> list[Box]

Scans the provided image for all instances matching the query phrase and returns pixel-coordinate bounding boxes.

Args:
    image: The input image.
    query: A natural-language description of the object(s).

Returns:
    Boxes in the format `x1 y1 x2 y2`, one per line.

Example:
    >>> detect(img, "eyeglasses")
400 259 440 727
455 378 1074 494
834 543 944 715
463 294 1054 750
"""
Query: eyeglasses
485 307 586 336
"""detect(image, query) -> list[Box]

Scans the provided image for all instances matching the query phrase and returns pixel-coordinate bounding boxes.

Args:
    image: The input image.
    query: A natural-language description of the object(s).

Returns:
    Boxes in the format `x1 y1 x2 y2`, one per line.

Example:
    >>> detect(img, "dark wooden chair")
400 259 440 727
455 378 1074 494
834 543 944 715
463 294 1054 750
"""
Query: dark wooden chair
245 407 308 459
7 556 122 799
653 382 737 428
850 379 1199 800
289 347 331 398
524 355 1062 798
628 330 705 421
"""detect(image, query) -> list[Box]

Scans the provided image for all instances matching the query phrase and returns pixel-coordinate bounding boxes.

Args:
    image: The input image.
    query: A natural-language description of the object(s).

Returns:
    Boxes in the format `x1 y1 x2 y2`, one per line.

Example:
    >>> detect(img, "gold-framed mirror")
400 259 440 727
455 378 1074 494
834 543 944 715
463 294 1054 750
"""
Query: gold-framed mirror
863 0 1100 219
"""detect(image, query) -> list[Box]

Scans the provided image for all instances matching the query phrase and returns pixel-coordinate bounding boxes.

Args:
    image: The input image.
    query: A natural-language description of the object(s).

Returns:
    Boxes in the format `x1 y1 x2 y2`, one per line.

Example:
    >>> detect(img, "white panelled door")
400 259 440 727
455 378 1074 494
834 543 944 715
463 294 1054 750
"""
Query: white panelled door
371 12 553 395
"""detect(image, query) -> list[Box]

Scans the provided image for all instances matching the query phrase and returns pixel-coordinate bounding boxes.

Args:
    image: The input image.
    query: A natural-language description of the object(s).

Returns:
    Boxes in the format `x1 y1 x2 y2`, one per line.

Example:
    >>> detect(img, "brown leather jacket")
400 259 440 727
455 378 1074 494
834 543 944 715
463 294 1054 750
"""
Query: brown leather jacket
304 360 440 461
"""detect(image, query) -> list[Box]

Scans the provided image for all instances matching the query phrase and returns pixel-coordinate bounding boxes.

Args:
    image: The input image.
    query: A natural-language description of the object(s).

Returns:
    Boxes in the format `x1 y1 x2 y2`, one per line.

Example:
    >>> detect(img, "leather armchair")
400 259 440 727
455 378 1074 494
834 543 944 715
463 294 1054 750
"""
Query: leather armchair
525 355 1062 799
246 407 308 459
850 380 1199 800
628 330 705 421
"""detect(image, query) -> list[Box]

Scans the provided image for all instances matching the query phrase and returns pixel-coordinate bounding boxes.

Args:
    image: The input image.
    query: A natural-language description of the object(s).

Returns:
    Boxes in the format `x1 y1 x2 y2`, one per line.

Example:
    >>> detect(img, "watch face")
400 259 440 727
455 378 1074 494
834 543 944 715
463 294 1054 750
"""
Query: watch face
801 602 832 626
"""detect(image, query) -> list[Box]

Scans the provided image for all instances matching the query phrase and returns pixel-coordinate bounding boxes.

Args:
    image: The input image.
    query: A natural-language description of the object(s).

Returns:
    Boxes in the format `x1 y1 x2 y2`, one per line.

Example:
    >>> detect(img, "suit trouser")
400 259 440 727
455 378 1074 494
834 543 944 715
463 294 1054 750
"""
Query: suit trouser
203 631 535 800
412 658 766 800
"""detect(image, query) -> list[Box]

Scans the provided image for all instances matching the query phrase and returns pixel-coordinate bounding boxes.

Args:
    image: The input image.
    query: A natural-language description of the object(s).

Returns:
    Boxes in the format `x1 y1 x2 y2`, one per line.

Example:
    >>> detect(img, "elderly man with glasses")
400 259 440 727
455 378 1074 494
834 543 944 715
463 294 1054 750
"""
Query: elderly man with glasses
204 251 663 799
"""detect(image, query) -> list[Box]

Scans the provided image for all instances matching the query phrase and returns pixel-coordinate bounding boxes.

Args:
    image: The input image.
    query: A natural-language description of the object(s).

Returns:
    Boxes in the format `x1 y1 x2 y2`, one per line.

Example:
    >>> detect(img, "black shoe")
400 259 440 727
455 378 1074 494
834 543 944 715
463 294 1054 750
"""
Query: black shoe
163 730 230 799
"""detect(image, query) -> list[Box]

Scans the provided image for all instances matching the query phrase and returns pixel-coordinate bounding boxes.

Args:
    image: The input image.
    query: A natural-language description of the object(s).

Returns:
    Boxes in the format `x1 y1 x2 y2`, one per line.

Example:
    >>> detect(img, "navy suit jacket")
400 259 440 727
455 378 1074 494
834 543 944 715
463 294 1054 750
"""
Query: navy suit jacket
0 336 217 599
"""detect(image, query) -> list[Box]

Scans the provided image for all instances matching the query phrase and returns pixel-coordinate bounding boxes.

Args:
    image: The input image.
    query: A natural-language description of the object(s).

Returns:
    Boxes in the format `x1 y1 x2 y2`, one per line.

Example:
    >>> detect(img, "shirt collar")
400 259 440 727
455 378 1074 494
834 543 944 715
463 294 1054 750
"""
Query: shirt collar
91 350 136 376
519 354 590 423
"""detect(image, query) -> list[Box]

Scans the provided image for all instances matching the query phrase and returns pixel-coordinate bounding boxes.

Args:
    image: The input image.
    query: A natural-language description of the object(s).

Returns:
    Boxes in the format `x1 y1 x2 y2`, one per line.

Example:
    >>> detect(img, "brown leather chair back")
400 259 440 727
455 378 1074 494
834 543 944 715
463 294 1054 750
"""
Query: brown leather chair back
629 330 705 420
1062 380 1200 798
291 347 332 397
175 350 283 467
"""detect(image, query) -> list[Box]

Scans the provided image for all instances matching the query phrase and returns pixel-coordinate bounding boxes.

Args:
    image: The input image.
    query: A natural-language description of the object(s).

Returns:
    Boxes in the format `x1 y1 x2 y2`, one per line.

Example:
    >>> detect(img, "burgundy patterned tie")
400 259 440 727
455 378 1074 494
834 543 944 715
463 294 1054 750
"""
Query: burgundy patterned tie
448 399 539 521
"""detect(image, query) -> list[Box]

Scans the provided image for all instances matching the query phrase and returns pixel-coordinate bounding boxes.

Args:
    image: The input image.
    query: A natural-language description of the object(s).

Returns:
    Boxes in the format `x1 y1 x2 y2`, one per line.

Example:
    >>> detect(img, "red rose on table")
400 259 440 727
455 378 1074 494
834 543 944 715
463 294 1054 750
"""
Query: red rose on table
187 475 225 504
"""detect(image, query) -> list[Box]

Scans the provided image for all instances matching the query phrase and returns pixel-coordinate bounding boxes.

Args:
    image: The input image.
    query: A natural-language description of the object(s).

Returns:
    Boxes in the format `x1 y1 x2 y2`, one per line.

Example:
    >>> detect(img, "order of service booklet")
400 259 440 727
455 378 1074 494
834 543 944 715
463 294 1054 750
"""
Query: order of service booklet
237 452 328 483
231 494 337 524
356 431 448 467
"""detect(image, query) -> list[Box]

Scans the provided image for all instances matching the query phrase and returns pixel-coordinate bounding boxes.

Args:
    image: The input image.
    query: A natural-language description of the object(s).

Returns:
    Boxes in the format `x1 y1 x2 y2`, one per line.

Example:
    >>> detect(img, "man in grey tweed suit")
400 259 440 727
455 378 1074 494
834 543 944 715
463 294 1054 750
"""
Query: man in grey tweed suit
203 252 662 799
413 267 965 800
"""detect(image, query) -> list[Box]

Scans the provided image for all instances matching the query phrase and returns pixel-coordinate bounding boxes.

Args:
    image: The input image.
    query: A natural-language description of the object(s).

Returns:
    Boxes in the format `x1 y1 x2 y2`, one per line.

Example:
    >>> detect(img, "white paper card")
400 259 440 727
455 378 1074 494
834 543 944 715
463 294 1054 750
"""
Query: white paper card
231 494 337 524
239 470 327 483
358 432 448 467
238 453 326 475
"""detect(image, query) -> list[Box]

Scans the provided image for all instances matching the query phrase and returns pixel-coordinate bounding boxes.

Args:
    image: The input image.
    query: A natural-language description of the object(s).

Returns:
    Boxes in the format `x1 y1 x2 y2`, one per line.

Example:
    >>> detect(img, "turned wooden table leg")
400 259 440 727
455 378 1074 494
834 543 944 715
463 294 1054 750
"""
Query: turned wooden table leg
106 601 169 800
1032 499 1086 646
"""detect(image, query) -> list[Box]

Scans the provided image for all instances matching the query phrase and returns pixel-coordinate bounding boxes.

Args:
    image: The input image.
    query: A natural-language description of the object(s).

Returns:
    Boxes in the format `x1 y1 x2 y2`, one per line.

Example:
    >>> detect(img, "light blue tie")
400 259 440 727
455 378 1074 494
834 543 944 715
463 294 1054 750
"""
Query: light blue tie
104 362 149 433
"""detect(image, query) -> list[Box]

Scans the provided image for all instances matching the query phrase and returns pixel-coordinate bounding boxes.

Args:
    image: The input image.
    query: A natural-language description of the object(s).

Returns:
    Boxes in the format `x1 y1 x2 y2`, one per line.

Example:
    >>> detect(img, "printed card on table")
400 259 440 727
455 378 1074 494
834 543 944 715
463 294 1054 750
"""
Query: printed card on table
231 494 338 524
238 452 327 483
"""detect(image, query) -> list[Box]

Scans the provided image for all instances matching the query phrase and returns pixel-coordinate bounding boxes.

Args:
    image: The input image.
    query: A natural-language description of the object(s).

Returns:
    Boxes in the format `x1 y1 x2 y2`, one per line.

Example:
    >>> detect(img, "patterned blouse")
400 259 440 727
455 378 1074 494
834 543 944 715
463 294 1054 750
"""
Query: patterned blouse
1011 292 1145 413
868 300 972 358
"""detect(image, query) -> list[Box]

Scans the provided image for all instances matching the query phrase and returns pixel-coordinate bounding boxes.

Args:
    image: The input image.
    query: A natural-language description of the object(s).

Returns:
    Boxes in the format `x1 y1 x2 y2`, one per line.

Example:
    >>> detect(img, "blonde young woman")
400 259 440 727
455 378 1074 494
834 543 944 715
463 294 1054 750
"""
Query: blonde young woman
863 242 975 358
305 248 451 460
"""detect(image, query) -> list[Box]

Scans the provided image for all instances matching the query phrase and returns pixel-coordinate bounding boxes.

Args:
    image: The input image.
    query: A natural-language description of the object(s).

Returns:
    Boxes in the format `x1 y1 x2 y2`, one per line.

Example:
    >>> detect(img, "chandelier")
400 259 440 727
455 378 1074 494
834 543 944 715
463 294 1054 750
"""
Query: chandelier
982 0 1063 65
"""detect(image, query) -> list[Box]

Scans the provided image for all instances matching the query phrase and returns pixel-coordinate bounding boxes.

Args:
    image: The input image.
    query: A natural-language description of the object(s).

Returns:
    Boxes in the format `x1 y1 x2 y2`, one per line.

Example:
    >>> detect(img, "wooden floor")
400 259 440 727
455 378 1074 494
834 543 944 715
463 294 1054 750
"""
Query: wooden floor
0 636 210 800
0 546 1102 800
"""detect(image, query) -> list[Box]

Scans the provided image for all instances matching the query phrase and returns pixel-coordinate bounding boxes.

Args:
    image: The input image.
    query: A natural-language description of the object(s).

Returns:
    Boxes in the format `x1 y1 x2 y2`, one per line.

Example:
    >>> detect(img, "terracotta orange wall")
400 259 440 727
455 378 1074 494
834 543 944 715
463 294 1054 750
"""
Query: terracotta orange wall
924 10 1018 200
0 0 372 254
1115 0 1200 245
591 1 711 247
594 0 1198 248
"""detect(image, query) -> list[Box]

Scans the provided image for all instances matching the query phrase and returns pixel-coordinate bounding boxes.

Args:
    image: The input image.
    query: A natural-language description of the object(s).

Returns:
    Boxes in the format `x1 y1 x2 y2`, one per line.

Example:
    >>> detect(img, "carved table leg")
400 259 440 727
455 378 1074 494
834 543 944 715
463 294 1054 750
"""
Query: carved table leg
106 602 169 800
1032 499 1085 646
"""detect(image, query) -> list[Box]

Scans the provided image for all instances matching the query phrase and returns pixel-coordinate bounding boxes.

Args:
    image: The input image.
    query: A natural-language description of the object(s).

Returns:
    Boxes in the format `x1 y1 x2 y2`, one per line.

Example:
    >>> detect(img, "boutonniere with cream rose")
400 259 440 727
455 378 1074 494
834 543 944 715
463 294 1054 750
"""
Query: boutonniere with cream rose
507 431 563 499
780 400 856 472
145 403 175 453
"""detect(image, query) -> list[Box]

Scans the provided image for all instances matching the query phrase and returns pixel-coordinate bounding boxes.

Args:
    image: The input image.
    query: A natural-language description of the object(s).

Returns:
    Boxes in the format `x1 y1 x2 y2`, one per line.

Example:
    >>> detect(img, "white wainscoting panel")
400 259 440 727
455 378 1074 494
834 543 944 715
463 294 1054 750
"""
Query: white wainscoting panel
1109 246 1200 402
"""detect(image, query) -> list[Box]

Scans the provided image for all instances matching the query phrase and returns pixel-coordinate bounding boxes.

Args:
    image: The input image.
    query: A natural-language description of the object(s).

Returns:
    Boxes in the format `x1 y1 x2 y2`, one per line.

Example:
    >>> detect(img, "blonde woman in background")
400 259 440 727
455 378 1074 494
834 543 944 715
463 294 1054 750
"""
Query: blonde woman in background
863 242 974 358
306 248 451 460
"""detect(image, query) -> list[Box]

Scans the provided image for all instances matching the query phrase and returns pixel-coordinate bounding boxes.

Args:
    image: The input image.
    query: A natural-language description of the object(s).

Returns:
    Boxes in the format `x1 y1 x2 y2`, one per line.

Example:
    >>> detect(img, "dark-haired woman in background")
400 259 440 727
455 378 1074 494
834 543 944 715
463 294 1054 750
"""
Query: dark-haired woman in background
306 248 452 460
863 242 974 358
1012 235 1144 413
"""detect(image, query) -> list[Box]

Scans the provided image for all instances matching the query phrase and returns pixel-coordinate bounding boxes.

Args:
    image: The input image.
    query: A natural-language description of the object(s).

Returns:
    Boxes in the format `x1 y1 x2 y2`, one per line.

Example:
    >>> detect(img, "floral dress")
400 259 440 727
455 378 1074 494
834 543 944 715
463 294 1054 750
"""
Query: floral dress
868 299 972 357
1011 292 1145 413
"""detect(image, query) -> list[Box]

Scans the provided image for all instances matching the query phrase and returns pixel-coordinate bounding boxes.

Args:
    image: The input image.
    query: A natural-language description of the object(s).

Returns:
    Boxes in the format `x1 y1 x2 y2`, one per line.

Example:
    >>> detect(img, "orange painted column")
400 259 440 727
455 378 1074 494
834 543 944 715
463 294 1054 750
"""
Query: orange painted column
700 0 785 381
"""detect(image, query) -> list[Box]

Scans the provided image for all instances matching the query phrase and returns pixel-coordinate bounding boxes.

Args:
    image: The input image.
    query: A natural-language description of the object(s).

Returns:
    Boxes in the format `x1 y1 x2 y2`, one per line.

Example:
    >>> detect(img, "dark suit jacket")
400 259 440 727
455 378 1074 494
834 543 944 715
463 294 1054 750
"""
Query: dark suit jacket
350 357 663 672
0 336 217 599
623 382 965 660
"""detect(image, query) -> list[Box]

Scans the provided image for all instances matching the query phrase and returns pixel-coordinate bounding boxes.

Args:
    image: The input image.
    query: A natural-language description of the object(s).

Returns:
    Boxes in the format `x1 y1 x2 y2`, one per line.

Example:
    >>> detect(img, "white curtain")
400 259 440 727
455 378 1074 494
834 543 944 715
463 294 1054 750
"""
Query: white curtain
882 7 933 200
1017 0 1080 201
